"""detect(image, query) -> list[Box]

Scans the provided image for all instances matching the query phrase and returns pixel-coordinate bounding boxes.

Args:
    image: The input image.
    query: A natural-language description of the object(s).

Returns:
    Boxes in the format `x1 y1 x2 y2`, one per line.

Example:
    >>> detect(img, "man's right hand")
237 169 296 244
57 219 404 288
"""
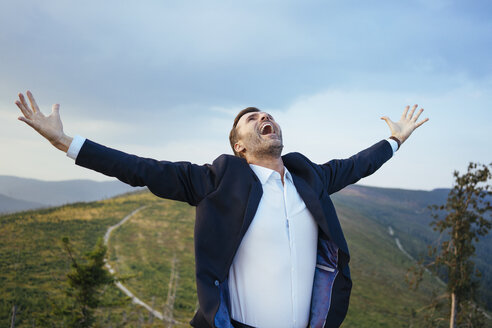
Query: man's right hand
15 91 73 152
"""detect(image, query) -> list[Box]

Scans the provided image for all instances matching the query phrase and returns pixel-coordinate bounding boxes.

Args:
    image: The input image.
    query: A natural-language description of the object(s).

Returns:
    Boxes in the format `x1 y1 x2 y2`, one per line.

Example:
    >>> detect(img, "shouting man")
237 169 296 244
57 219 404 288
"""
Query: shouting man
15 91 428 328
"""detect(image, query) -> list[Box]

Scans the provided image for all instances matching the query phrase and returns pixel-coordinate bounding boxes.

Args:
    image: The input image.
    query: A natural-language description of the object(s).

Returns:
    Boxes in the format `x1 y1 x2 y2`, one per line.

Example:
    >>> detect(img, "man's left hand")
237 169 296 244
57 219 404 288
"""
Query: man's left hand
381 104 429 144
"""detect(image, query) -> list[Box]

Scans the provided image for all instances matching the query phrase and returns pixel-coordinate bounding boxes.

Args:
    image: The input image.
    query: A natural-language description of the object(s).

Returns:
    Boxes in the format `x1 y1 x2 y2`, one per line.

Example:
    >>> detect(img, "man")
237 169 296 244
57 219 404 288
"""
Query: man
15 91 428 328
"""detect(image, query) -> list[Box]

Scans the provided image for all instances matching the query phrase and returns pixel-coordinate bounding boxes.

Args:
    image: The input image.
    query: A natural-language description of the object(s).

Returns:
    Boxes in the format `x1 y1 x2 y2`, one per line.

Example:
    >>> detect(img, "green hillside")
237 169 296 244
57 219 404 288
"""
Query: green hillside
334 184 492 311
1 189 489 327
0 190 160 326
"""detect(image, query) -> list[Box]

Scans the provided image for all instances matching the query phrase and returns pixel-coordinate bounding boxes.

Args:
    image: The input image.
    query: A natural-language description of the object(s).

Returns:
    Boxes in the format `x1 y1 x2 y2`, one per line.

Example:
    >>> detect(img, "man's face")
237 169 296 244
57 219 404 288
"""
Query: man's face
235 111 284 159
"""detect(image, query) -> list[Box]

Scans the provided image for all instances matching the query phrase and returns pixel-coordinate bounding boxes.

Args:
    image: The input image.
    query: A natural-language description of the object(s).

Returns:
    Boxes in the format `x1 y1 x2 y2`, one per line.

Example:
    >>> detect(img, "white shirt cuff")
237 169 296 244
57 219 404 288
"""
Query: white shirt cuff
66 135 87 160
386 138 398 155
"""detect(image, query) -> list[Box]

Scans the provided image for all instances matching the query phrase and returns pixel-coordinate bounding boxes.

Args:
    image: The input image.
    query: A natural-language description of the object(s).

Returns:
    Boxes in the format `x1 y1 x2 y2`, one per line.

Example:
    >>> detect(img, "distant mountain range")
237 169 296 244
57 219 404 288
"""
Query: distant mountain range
0 193 45 213
0 175 144 214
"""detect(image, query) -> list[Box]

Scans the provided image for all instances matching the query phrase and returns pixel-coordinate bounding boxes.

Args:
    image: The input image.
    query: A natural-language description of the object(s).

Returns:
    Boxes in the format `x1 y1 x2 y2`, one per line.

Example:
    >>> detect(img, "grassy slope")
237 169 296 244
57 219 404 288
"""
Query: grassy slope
2 189 489 326
0 190 159 327
335 202 440 327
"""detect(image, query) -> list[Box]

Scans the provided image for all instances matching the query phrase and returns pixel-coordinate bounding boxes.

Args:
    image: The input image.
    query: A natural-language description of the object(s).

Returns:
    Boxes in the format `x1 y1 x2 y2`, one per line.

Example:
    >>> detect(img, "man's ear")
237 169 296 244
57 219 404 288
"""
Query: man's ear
234 142 245 155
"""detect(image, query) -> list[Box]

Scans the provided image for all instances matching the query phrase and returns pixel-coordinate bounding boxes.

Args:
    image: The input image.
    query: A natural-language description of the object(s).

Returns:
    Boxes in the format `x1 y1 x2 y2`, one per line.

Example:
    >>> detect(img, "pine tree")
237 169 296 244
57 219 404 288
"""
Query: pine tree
409 162 492 328
62 237 115 327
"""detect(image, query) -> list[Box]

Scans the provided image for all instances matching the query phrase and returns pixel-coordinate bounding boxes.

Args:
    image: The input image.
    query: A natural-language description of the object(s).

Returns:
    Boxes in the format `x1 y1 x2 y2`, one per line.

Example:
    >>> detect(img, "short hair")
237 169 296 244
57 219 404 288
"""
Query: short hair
229 107 260 157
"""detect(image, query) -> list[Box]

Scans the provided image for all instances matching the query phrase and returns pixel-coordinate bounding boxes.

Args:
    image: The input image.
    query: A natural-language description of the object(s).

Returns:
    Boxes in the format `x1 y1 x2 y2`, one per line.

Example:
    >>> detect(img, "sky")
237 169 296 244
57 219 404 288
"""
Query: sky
1 0 491 191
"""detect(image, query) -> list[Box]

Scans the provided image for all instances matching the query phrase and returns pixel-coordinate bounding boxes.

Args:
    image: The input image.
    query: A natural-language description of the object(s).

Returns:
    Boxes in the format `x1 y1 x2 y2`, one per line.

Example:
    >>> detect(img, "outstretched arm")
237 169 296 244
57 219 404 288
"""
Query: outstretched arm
380 104 429 147
14 91 216 205
15 91 73 152
322 105 429 194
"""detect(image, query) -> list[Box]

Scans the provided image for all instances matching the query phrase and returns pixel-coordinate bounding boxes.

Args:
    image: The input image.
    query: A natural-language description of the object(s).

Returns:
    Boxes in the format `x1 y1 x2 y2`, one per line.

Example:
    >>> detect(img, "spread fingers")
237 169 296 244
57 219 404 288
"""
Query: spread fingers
26 90 40 113
412 108 424 122
407 104 418 120
16 93 33 118
401 105 409 120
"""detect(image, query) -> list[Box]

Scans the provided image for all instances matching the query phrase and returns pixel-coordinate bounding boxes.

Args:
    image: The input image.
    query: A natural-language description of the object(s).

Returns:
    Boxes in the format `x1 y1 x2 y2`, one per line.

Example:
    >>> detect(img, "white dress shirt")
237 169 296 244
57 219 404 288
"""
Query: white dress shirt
66 136 398 327
228 164 318 328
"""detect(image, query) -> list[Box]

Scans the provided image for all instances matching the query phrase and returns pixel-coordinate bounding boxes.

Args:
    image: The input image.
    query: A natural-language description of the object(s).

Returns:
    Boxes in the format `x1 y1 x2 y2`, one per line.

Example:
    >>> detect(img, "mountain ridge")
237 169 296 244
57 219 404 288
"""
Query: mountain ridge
0 175 144 212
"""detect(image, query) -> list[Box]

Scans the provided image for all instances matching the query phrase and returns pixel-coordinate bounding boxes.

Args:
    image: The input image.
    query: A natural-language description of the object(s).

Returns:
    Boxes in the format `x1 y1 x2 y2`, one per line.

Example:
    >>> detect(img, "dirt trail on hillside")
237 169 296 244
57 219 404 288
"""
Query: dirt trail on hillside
162 253 179 324
104 205 181 324
387 225 444 285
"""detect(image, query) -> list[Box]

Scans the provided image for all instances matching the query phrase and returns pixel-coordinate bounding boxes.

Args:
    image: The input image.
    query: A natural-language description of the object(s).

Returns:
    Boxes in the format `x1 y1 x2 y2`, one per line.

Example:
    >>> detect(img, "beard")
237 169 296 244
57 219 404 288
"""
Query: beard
245 130 284 159
253 139 284 158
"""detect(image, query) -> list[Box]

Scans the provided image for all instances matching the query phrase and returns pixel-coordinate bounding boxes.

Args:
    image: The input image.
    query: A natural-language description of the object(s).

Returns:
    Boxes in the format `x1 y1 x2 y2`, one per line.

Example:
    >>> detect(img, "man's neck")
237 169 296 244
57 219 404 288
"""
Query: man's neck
247 156 285 183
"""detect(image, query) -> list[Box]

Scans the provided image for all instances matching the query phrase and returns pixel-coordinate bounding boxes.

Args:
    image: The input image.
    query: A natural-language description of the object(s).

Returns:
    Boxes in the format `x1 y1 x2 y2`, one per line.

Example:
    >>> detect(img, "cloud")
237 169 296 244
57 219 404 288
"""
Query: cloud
1 1 491 189
273 79 492 190
2 0 491 115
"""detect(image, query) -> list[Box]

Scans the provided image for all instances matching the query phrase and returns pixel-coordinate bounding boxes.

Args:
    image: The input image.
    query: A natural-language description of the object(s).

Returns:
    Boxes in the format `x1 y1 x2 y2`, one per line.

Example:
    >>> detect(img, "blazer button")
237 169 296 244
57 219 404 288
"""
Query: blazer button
214 280 220 286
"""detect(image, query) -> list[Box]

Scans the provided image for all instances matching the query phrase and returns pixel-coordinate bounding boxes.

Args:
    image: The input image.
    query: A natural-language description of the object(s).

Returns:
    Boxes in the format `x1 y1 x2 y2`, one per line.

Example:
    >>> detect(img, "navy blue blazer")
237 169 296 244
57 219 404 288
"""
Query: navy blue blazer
75 138 393 328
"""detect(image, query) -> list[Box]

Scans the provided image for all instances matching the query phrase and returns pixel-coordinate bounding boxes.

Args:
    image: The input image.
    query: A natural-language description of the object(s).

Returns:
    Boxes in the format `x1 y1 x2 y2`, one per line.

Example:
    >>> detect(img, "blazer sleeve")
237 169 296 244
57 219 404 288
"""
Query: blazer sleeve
75 139 216 206
321 139 393 195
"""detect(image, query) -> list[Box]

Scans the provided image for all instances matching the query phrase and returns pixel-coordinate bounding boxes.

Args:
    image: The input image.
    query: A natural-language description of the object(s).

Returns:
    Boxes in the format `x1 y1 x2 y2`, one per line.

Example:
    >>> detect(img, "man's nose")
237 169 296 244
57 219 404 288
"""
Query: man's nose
259 113 269 121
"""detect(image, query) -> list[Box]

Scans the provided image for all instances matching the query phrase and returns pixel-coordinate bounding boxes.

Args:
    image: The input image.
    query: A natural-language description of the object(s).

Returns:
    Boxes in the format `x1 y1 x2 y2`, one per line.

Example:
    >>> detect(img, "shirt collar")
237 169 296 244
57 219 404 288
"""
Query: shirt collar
249 164 293 185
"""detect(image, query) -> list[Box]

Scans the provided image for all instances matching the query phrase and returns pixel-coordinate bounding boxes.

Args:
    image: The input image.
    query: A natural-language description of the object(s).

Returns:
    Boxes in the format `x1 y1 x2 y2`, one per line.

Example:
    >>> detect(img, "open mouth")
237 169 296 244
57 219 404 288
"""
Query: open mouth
260 122 275 135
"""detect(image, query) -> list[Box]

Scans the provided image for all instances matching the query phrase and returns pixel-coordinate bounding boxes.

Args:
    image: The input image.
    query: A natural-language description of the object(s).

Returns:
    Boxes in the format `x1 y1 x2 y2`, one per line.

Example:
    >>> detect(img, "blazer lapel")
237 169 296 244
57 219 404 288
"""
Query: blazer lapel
238 180 263 239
